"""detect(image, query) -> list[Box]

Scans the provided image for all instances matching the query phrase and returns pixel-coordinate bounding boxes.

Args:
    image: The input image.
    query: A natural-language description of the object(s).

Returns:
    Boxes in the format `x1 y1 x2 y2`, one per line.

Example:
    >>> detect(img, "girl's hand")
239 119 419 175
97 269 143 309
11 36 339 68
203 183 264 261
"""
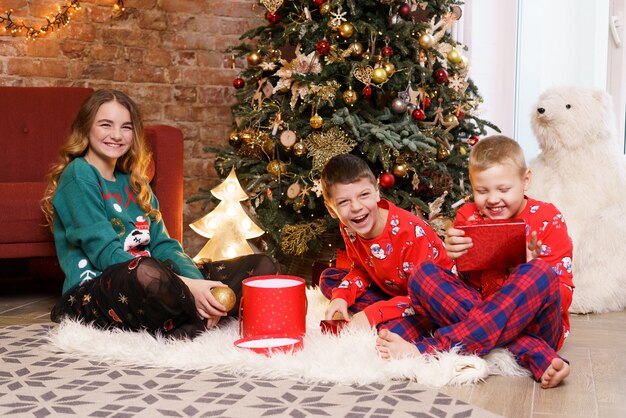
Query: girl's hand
444 227 473 259
324 298 350 321
180 277 228 326
527 231 542 261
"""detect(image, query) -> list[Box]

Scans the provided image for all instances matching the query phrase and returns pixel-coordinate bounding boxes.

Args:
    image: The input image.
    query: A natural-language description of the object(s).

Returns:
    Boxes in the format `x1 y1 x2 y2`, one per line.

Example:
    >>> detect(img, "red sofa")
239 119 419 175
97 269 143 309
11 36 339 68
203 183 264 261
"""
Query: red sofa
0 86 185 278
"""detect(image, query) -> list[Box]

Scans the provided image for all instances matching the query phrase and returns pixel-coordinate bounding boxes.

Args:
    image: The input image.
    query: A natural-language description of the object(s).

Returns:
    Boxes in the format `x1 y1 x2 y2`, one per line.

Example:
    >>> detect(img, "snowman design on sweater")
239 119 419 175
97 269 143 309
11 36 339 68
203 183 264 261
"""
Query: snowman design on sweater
124 216 152 257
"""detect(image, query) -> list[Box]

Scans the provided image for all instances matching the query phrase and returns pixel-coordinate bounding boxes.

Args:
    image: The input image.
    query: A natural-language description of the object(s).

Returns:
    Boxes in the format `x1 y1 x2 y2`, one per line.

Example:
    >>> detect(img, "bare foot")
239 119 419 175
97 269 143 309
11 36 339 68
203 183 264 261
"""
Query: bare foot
540 357 570 389
376 328 420 360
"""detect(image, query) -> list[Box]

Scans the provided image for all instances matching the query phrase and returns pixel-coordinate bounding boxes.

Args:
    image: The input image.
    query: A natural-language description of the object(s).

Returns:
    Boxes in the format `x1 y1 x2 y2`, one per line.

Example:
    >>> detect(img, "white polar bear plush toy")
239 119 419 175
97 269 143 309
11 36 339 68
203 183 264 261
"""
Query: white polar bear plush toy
529 86 626 313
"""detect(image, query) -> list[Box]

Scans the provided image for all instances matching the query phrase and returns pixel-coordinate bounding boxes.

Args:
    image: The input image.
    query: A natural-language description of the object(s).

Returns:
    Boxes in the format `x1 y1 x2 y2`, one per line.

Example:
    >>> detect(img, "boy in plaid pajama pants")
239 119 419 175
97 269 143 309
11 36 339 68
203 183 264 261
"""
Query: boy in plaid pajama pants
377 135 573 388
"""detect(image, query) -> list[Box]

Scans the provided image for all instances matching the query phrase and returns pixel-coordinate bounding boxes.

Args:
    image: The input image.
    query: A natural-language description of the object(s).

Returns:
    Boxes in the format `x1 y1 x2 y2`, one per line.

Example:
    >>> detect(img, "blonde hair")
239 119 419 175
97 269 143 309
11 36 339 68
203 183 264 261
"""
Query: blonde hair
41 89 160 229
469 135 527 179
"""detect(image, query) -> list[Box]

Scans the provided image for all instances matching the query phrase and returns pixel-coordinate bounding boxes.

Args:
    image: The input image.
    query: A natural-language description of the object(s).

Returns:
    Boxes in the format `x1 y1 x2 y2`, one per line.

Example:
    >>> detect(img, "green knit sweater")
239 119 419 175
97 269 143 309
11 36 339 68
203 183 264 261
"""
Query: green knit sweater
53 157 203 295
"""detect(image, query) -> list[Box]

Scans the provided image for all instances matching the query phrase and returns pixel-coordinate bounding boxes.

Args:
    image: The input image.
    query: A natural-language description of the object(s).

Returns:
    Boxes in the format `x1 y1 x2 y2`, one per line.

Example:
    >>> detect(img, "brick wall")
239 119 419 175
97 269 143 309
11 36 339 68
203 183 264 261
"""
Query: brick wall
0 0 262 255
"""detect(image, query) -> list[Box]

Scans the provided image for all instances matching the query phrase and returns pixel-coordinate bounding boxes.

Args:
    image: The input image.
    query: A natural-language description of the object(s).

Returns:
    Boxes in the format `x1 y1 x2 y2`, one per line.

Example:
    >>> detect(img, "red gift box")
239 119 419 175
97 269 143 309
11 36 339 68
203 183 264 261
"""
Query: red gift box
455 218 526 272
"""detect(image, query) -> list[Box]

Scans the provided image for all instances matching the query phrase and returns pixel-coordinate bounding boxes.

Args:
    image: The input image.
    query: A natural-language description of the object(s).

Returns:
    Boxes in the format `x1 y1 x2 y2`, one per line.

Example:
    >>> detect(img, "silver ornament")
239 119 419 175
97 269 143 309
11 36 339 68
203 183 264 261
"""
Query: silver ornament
391 97 408 114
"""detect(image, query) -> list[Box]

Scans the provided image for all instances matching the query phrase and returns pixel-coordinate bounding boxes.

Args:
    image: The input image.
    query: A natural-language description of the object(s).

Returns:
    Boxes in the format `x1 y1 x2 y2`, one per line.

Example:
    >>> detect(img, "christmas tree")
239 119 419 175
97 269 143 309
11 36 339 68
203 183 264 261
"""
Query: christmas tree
206 0 497 259
190 168 265 262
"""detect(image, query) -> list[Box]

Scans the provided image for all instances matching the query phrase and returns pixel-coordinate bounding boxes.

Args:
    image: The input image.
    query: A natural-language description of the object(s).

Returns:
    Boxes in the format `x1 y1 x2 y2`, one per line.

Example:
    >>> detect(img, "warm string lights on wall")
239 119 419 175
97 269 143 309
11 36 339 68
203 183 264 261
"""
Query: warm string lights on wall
0 0 125 40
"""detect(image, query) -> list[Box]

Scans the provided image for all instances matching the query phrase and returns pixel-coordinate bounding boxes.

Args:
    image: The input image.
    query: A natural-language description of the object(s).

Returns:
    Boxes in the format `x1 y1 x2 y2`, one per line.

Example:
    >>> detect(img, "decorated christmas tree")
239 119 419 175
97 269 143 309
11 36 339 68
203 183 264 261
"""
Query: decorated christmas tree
205 0 497 259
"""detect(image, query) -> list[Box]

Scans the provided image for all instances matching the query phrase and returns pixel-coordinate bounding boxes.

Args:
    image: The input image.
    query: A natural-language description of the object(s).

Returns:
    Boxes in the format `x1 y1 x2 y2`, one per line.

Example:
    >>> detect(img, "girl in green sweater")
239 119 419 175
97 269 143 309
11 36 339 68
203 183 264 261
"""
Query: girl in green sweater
41 89 277 339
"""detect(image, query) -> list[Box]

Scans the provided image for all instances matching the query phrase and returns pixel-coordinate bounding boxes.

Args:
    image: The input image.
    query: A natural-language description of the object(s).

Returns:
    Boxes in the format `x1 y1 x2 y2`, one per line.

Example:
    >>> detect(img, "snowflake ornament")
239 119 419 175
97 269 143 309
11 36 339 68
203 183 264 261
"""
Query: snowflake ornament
331 6 347 27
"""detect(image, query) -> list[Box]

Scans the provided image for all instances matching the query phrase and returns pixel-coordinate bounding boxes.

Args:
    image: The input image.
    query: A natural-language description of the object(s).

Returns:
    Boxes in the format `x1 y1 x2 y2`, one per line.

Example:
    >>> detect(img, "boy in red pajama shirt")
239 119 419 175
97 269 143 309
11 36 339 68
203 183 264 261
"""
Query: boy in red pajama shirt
319 154 454 333
376 135 573 388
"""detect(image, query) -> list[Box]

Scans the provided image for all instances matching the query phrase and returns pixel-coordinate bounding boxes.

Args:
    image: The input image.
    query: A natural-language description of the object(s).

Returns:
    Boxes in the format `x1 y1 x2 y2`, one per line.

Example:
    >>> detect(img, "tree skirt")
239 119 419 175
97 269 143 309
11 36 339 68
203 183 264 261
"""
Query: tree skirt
47 288 528 387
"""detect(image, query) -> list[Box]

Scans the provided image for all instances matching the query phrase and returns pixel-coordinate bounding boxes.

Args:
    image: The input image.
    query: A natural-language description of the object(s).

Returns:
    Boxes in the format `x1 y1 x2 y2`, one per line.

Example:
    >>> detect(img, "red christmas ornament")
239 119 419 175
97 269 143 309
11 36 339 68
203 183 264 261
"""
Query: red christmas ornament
412 108 425 121
455 109 465 119
362 85 372 99
266 12 281 24
379 172 395 189
232 77 245 89
315 39 331 55
312 0 325 6
434 68 449 83
398 3 412 19
468 135 479 146
381 46 394 57
423 97 431 108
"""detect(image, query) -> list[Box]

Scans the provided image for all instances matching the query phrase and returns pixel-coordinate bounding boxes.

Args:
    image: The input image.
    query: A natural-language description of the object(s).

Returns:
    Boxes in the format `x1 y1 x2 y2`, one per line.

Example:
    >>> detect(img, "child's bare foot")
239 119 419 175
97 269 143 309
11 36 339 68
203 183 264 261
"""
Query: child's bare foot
376 328 420 360
540 357 570 388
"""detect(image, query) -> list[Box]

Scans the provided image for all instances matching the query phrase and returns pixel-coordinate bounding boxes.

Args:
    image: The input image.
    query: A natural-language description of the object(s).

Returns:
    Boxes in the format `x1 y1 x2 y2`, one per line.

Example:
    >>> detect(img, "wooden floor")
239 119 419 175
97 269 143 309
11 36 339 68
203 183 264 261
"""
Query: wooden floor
1 273 625 418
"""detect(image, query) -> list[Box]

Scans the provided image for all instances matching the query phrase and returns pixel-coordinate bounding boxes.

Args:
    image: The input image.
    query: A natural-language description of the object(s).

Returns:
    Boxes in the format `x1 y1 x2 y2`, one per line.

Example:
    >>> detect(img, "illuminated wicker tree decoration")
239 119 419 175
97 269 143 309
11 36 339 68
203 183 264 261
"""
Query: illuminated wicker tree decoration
190 168 265 262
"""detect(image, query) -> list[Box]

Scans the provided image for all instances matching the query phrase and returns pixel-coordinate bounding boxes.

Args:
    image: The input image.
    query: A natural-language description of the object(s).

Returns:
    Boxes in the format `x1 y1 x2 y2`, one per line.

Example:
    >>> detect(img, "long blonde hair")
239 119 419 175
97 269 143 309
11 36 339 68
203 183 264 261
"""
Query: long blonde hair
41 89 161 229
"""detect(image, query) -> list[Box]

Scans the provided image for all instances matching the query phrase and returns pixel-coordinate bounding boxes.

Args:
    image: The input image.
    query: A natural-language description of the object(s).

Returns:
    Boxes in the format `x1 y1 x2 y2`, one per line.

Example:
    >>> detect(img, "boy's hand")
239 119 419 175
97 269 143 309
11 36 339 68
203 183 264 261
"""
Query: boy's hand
527 231 542 261
325 298 350 321
444 227 473 259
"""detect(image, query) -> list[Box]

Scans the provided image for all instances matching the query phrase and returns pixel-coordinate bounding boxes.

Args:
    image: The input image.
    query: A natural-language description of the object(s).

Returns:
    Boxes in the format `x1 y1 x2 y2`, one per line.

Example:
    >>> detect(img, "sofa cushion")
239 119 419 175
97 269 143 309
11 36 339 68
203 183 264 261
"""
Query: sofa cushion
0 182 51 244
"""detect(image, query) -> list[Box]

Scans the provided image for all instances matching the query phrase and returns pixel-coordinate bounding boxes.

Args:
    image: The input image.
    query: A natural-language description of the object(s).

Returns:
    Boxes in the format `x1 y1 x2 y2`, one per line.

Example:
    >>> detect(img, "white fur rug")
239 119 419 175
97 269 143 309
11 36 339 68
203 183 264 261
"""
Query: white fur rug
47 288 527 387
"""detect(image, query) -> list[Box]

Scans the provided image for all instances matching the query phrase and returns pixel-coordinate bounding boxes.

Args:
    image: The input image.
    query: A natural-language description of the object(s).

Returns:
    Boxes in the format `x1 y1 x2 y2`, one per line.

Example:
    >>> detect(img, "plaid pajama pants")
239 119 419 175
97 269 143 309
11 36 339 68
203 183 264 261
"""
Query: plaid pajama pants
408 259 564 380
320 259 564 380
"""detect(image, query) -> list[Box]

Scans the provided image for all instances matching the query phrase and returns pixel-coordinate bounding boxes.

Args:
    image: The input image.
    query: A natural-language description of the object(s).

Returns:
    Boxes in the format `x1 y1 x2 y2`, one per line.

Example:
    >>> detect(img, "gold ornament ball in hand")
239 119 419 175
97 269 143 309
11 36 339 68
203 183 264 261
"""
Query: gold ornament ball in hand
211 286 236 312
339 22 354 38
310 113 323 129
371 67 388 84
419 33 434 48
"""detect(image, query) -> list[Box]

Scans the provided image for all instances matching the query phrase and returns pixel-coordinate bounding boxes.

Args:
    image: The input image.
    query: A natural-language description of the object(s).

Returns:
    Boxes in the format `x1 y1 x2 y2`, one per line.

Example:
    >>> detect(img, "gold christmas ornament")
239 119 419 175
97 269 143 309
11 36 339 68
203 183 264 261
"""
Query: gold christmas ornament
371 67 388 84
211 287 236 311
228 131 240 147
292 141 307 156
447 48 463 64
320 2 331 15
443 114 459 126
437 146 451 161
392 163 408 177
239 130 254 143
303 126 356 170
351 42 364 56
418 33 434 48
267 159 287 176
342 87 358 105
382 61 396 77
247 51 262 66
310 113 324 129
261 134 275 155
339 22 354 38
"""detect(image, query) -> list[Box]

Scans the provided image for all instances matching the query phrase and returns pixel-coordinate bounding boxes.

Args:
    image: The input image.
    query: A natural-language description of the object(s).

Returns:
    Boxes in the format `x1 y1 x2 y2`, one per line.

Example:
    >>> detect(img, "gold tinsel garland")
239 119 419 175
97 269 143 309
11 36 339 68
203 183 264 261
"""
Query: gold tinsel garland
280 219 327 256
304 126 356 171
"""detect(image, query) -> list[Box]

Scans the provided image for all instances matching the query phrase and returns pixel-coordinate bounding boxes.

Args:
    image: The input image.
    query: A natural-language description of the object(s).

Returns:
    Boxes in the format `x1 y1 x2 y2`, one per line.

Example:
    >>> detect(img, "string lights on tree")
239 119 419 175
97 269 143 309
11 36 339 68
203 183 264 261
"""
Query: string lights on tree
0 0 125 40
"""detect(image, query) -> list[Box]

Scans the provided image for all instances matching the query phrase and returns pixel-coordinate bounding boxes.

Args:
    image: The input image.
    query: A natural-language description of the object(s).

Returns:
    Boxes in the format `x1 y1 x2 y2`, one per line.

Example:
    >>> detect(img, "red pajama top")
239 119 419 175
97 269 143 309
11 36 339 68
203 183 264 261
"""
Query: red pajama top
331 199 454 325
